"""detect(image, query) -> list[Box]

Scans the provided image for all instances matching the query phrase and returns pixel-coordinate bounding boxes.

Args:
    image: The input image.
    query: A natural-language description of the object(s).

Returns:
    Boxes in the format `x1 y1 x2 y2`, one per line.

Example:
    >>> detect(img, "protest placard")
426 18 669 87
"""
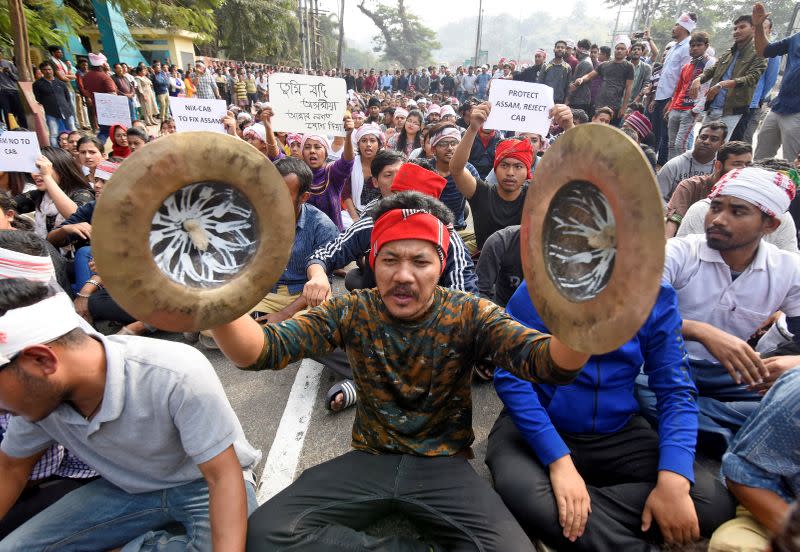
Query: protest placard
484 80 554 136
94 93 132 127
0 131 40 173
170 97 227 133
268 73 347 136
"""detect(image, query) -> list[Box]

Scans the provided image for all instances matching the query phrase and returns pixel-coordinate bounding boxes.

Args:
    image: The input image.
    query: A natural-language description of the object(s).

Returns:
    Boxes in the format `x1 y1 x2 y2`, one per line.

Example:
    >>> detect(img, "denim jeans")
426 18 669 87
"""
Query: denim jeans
636 359 759 452
649 98 669 166
97 124 111 146
45 114 76 147
71 245 93 295
0 477 257 552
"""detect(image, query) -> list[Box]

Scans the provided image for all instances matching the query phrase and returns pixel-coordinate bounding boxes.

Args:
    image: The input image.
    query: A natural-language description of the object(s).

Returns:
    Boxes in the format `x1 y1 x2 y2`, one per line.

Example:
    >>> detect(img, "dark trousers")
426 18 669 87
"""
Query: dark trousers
485 414 735 551
0 89 26 128
247 450 536 552
88 288 136 325
730 107 755 142
0 477 93 539
649 99 669 166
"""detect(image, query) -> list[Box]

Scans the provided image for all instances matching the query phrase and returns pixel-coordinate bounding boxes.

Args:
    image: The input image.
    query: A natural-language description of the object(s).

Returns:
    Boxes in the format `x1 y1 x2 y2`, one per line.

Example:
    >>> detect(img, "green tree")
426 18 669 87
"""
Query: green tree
212 0 299 61
1 0 83 51
356 0 440 68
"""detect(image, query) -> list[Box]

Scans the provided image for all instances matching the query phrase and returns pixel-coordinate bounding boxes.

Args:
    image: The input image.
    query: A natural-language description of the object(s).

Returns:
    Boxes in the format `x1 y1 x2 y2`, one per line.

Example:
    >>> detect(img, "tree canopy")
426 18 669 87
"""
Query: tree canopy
357 0 440 68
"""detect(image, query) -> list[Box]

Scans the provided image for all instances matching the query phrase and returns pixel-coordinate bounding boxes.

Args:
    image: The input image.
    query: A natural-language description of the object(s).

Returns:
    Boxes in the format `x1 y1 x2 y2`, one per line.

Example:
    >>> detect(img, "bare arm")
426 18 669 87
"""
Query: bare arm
450 103 489 199
550 338 591 372
341 116 355 162
576 69 598 85
210 315 265 368
0 449 44 520
752 3 770 57
197 446 248 552
35 156 78 219
620 79 633 118
727 480 789 534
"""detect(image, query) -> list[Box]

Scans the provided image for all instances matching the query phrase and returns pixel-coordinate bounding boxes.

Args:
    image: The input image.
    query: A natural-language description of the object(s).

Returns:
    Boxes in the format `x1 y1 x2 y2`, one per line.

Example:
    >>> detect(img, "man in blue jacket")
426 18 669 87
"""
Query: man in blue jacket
486 281 735 550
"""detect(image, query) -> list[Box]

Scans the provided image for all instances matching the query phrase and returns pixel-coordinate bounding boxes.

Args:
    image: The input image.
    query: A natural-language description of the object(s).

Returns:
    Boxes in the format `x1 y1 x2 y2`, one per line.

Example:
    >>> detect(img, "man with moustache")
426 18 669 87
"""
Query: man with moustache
538 40 572 104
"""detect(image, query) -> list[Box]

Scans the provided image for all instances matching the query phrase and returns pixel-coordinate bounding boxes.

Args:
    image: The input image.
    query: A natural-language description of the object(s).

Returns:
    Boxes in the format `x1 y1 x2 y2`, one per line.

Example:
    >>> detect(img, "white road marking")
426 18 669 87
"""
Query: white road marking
256 358 323 504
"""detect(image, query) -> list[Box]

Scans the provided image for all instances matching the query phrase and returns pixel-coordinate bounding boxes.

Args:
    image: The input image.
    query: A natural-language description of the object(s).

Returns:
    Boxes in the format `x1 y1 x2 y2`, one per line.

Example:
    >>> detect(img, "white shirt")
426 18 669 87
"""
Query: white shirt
664 233 800 361
656 36 692 101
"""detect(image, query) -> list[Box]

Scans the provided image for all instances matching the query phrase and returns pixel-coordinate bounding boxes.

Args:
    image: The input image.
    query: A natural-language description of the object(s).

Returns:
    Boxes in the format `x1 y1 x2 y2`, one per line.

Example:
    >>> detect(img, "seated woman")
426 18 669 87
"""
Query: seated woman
13 147 94 240
109 124 131 158
76 135 105 182
342 123 385 227
46 161 154 336
387 109 424 156
126 126 149 153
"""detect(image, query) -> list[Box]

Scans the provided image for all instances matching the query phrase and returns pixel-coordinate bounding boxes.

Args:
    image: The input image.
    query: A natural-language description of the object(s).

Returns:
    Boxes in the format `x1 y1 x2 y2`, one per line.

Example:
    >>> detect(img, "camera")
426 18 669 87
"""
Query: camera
632 31 646 39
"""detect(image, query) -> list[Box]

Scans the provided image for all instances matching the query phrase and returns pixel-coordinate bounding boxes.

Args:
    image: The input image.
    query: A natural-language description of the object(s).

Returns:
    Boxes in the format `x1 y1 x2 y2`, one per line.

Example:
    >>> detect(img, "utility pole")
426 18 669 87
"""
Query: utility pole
298 0 307 72
473 0 483 67
312 0 322 71
336 0 345 71
305 3 313 71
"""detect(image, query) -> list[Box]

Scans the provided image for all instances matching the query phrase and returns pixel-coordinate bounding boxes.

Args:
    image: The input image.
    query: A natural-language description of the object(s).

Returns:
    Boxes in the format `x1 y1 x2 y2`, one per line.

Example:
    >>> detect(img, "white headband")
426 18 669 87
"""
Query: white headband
709 167 796 218
394 108 409 118
0 248 55 283
0 293 82 366
430 127 462 147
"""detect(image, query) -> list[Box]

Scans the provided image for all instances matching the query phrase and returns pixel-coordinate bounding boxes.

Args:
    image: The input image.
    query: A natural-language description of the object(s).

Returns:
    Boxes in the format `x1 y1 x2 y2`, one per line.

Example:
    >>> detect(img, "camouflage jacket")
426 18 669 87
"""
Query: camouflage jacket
246 287 579 456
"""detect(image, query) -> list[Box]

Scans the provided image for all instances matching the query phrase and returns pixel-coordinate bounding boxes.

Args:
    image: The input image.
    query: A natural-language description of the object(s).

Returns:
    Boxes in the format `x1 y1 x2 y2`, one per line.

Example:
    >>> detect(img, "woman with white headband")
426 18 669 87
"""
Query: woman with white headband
342 124 385 226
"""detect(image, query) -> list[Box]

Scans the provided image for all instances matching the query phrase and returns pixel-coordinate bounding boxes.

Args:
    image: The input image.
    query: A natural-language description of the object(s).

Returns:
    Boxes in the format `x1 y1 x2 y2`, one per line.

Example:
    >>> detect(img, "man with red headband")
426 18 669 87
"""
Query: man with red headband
210 191 591 551
304 165 478 413
451 102 574 252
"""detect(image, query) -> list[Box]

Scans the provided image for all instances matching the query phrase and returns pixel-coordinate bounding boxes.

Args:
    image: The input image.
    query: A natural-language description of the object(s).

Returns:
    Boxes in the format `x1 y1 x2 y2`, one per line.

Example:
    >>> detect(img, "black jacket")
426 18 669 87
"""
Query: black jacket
33 77 74 119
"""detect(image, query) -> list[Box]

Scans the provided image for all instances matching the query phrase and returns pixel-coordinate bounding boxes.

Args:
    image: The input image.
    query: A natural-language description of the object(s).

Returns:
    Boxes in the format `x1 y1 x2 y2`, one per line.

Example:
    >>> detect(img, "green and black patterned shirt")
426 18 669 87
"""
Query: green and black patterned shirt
247 287 579 456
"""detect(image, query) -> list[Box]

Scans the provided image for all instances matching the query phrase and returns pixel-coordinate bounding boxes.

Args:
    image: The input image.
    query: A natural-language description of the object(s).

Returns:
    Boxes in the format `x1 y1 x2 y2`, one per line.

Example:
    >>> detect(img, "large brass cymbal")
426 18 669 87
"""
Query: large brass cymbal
521 123 665 354
92 131 295 332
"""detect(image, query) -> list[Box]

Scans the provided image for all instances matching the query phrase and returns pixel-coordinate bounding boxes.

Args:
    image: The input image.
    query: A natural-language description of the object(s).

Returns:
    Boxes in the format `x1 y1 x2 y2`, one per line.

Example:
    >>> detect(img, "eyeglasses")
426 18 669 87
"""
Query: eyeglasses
435 140 459 149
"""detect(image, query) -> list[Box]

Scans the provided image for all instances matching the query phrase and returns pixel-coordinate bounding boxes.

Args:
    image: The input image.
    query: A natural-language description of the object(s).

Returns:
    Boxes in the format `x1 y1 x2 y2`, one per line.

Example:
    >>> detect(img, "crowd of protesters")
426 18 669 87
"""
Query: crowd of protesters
0 1 799 550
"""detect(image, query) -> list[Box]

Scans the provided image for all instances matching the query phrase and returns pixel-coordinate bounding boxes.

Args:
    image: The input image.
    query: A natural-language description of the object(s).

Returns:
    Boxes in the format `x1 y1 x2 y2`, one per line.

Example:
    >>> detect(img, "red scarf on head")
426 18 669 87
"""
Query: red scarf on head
109 124 131 158
370 209 450 273
494 139 533 179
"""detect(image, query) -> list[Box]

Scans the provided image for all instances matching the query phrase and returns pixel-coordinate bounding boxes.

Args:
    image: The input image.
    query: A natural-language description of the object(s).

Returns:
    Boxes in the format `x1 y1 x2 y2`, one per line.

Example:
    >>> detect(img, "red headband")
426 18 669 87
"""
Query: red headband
494 139 533 180
370 209 450 273
390 163 447 198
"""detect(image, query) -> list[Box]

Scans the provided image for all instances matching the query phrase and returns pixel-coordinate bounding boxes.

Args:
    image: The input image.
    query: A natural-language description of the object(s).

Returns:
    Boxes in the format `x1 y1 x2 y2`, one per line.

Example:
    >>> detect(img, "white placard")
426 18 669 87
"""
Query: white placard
0 131 40 173
484 80 554 136
94 93 132 127
169 97 227 133
268 73 347 136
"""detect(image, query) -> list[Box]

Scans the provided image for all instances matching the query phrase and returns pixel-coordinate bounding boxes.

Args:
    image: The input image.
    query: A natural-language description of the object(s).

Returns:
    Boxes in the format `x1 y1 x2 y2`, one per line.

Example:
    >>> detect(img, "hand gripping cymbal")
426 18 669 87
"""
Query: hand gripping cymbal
520 124 665 354
92 131 295 332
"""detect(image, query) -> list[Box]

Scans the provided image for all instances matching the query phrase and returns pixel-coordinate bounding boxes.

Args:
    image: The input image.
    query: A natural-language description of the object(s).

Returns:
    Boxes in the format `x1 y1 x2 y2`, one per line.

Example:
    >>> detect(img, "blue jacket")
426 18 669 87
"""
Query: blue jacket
495 280 698 482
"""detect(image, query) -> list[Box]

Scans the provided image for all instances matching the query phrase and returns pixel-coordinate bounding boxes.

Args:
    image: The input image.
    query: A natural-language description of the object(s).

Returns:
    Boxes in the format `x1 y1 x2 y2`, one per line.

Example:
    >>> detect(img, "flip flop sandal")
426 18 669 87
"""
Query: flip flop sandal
326 379 357 412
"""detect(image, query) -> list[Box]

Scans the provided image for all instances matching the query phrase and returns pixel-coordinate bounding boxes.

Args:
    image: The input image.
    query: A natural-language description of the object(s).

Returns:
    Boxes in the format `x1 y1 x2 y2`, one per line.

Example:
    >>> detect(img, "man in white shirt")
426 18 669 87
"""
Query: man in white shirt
653 13 697 165
640 167 800 449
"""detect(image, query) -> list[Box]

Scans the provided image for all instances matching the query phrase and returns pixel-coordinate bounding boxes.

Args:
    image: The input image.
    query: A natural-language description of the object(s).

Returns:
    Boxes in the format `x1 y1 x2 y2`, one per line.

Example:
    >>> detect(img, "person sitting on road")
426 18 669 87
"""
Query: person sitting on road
196 157 339 350
209 195 592 552
450 102 556 253
638 166 800 452
305 174 478 413
488 280 735 550
676 159 800 255
709 368 800 552
0 244 98 540
0 278 261 550
665 141 753 237
476 224 523 307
